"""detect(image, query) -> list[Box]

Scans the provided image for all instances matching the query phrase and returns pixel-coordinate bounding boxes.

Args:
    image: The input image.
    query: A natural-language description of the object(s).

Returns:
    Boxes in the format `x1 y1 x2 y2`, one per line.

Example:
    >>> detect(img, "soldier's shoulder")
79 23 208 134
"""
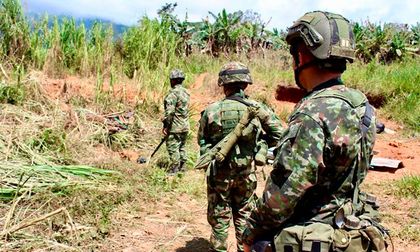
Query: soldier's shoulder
311 85 367 107
293 91 359 127
167 88 178 96
300 95 350 116
179 85 190 94
200 101 222 121
245 98 275 112
205 100 222 112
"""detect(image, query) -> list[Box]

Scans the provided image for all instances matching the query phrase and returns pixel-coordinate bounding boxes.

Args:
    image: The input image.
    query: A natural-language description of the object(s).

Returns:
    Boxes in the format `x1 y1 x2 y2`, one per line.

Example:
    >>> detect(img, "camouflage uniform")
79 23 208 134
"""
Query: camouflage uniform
198 62 284 252
243 11 388 252
242 80 377 242
163 69 190 172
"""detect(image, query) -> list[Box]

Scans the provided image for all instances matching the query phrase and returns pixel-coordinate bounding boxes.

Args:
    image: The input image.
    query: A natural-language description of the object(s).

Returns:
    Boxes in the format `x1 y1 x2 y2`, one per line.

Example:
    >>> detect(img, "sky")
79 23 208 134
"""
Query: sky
25 0 420 29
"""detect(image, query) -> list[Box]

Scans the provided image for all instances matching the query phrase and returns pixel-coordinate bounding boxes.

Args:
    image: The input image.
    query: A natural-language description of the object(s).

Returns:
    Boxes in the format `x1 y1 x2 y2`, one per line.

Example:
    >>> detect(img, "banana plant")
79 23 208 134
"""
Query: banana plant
209 9 242 55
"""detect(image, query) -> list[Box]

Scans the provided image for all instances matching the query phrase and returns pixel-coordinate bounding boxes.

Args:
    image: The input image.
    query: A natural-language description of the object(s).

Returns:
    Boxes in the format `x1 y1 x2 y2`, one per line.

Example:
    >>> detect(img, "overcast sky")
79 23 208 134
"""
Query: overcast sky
25 0 419 29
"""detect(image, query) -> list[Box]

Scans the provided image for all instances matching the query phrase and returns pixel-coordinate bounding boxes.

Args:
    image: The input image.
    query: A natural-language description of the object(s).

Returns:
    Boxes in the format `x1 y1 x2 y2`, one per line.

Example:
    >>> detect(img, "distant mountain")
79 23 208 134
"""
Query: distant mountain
27 12 130 37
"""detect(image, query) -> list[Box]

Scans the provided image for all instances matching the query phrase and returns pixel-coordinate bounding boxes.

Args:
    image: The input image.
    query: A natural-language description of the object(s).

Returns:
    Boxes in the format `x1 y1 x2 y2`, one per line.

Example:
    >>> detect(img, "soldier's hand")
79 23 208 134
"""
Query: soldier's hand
162 128 168 136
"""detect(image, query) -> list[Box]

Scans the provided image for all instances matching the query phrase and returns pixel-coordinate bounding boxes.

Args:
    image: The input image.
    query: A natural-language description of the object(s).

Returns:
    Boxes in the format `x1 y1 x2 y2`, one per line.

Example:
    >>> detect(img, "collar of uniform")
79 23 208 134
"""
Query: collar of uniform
227 89 246 99
306 78 343 97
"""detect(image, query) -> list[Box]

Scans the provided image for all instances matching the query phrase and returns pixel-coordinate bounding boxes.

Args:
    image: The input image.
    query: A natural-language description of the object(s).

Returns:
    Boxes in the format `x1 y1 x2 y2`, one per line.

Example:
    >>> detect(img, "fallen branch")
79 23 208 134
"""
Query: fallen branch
2 182 31 232
0 63 9 81
0 207 66 238
145 217 198 226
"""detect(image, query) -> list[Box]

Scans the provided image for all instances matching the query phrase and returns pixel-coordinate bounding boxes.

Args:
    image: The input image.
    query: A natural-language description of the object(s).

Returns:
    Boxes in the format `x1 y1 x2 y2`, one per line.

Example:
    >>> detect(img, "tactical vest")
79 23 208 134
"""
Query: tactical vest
220 99 247 138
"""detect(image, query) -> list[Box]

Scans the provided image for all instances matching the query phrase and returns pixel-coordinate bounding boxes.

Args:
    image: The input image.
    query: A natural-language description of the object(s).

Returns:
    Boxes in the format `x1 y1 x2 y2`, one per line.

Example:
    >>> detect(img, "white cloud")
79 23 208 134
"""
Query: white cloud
27 0 420 28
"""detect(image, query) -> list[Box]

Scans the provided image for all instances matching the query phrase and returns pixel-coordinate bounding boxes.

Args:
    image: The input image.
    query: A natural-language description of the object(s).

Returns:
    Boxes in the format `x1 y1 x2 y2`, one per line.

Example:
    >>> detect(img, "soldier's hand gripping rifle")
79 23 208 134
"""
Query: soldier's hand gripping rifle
194 106 259 171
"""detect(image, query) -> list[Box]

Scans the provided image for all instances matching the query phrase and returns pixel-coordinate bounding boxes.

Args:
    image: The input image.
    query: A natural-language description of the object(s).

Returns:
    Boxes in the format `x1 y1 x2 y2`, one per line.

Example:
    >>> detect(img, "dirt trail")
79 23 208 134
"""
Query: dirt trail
38 72 419 251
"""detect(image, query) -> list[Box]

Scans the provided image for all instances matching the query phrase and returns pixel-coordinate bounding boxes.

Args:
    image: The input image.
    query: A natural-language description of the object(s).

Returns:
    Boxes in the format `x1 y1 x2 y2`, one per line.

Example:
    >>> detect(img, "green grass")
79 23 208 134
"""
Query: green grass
393 175 420 199
345 58 420 134
0 82 25 104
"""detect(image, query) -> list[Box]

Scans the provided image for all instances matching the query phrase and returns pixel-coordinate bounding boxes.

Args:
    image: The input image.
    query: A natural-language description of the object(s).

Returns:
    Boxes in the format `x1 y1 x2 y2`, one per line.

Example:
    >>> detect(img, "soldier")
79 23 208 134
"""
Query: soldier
162 69 190 174
243 11 389 252
198 62 283 252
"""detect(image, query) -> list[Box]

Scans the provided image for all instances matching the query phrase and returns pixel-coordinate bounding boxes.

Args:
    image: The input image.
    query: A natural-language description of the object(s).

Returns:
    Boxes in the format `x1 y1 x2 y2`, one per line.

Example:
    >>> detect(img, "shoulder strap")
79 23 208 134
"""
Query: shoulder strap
361 102 373 137
225 95 256 107
352 102 374 206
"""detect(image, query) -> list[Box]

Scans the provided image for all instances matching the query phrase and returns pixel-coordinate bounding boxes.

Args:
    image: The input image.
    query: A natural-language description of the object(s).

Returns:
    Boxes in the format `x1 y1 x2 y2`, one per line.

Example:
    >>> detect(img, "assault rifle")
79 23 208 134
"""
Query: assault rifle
150 136 168 158
137 119 172 164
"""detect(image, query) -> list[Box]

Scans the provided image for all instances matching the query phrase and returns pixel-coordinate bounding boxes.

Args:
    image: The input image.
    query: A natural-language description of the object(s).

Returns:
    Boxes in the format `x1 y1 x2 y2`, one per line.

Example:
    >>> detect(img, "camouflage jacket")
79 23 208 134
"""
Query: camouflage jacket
243 79 376 243
163 84 190 133
198 91 284 176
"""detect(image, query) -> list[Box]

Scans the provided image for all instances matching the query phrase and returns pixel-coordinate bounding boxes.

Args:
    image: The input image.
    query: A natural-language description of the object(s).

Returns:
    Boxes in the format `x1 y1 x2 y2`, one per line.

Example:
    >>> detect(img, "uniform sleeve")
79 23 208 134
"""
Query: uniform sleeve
259 104 284 147
243 114 326 243
197 109 211 155
163 91 177 128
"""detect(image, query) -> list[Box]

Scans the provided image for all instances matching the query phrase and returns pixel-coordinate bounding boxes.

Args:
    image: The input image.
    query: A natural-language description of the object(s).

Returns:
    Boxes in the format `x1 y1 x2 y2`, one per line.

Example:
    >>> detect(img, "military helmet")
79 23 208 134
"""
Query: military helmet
286 11 355 62
218 62 253 86
169 69 185 80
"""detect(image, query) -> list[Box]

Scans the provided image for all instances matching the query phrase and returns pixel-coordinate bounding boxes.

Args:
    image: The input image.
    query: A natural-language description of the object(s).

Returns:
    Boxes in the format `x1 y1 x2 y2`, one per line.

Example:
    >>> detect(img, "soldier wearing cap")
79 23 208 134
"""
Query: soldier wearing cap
198 62 283 252
242 11 389 252
162 69 190 174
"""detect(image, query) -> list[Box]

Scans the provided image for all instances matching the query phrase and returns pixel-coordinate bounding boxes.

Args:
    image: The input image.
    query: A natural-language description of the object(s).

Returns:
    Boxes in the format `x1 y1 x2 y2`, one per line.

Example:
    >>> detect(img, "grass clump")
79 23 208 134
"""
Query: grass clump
392 175 420 199
0 82 25 104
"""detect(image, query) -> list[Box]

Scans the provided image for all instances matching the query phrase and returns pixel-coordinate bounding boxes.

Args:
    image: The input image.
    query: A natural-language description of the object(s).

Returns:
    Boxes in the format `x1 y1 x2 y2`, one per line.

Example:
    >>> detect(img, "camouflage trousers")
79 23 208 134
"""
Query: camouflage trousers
166 132 188 167
207 172 258 252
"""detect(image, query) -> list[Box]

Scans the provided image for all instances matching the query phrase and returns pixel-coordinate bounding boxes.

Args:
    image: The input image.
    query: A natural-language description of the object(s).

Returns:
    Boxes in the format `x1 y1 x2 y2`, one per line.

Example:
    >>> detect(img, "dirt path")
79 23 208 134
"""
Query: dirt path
70 72 418 252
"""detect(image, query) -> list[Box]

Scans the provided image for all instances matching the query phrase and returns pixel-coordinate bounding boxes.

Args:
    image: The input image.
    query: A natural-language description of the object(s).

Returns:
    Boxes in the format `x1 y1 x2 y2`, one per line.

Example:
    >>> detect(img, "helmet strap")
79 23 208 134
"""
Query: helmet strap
294 59 320 90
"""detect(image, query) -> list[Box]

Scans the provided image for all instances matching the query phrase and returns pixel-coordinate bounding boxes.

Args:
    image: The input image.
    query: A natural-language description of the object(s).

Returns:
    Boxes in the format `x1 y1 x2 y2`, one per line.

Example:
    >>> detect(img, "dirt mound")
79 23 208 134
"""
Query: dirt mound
31 71 139 104
275 84 387 108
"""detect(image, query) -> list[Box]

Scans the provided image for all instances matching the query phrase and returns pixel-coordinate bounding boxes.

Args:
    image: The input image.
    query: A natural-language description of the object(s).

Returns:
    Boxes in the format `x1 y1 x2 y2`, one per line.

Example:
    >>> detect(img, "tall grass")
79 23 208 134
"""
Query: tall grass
0 0 31 64
345 58 420 133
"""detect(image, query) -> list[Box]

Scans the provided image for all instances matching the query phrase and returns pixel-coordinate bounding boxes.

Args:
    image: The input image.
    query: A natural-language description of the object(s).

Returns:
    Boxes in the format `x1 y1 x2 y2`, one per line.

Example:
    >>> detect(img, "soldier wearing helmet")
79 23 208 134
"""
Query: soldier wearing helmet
198 62 283 252
162 69 190 174
243 11 389 252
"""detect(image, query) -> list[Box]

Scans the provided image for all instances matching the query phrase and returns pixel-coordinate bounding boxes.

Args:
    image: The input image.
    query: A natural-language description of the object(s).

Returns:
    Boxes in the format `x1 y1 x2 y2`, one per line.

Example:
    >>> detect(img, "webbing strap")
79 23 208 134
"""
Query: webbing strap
219 69 250 76
352 102 374 206
361 102 374 137
225 95 255 107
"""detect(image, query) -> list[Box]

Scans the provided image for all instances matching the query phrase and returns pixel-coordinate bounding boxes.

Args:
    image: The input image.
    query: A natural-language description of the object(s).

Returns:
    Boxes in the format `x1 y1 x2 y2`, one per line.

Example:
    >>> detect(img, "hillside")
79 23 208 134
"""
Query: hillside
27 12 129 37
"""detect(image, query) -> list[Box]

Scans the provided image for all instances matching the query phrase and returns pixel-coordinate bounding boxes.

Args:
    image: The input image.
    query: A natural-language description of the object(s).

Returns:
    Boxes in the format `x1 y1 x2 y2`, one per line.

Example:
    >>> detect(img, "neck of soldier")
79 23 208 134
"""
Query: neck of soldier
300 66 342 92
224 87 244 97
171 83 181 89
170 79 182 88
